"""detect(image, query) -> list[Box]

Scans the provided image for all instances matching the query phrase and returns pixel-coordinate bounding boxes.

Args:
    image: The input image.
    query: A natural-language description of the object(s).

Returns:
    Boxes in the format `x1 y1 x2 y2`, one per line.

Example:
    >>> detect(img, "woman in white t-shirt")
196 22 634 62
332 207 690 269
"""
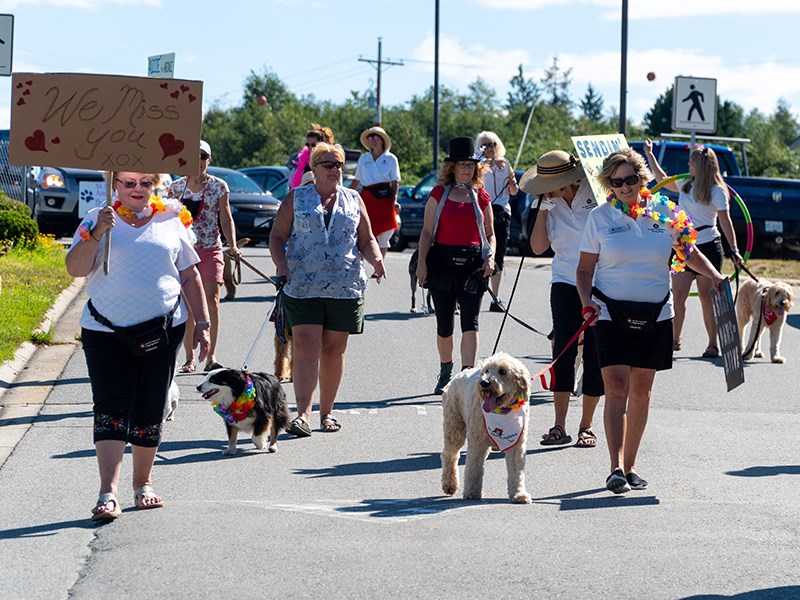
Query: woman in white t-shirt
523 150 603 449
67 171 210 522
576 149 725 495
644 140 742 357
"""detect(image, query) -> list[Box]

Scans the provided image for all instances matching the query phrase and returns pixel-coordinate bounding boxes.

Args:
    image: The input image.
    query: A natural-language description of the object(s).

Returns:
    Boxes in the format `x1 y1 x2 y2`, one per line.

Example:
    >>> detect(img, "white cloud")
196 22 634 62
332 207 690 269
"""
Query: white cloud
0 0 160 9
475 0 800 18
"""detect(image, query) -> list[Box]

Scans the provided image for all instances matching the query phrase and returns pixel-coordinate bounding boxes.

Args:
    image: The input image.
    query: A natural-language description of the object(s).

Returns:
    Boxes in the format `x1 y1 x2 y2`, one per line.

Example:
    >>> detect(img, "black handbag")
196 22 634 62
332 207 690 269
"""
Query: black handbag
592 287 670 334
365 182 393 199
87 298 181 357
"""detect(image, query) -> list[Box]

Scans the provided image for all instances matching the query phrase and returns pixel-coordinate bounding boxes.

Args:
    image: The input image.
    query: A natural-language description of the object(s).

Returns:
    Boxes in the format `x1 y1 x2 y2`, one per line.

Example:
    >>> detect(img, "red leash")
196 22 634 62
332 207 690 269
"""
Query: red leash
531 306 597 390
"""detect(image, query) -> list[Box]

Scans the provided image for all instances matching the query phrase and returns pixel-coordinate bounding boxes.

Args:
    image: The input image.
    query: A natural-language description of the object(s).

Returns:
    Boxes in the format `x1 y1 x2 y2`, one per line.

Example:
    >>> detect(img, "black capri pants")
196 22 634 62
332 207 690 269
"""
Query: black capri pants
551 282 604 396
82 322 185 447
430 281 484 338
491 204 511 271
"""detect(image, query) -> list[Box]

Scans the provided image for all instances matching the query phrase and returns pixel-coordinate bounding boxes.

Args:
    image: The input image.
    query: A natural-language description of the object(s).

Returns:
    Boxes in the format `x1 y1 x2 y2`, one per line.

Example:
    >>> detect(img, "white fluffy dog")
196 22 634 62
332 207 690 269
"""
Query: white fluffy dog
737 278 794 363
441 352 532 504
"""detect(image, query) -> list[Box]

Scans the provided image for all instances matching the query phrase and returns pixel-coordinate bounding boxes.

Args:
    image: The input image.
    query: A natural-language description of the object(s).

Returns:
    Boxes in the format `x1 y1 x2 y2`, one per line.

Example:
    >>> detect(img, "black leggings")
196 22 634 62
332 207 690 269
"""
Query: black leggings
430 286 484 338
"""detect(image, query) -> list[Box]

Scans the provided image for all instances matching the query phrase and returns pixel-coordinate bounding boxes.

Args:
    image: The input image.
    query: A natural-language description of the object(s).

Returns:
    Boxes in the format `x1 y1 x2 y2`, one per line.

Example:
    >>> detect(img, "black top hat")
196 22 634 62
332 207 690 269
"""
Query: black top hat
444 137 478 162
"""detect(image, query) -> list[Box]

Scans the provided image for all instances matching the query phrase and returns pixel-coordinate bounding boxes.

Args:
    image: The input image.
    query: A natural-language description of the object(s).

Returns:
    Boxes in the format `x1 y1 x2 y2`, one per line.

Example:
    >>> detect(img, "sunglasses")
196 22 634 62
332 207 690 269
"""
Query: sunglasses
316 160 343 170
116 178 154 189
609 174 640 188
481 142 497 148
367 133 381 140
306 142 318 149
200 153 210 160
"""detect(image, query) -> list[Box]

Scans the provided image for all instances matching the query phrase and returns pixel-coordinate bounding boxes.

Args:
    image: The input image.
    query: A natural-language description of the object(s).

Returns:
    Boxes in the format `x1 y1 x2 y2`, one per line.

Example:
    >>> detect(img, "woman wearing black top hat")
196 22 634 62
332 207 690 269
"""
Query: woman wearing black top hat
416 137 496 394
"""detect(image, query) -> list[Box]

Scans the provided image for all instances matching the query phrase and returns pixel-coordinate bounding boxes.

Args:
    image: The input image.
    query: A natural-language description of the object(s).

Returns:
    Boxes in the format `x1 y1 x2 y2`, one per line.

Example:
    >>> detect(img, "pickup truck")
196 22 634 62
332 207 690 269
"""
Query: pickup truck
629 140 800 256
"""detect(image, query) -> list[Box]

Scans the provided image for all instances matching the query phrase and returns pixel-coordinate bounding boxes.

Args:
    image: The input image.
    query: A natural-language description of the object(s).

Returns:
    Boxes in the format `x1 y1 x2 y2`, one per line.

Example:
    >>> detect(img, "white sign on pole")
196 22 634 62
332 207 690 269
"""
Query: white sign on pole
0 14 14 77
148 52 175 78
672 76 717 133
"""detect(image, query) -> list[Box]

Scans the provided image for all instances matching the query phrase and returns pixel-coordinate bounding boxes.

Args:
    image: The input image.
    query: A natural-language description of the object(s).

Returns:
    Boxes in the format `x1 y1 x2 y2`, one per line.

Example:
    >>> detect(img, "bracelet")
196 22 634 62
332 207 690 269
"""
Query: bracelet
195 320 210 327
90 228 102 242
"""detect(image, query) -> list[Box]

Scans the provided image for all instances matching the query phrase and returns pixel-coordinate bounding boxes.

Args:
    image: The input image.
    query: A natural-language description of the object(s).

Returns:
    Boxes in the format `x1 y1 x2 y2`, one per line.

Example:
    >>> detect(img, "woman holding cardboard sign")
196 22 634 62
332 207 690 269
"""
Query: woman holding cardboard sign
67 171 210 522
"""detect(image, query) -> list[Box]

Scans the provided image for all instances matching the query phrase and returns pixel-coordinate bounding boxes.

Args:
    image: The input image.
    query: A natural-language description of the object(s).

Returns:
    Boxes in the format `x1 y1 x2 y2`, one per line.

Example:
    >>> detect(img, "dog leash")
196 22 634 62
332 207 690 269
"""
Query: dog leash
487 285 550 342
232 254 283 288
529 307 597 391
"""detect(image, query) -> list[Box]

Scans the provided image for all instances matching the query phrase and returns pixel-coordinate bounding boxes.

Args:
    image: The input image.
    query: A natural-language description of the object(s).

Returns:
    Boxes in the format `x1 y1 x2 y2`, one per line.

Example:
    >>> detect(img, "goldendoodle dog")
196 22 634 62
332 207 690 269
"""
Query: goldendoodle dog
737 278 794 363
441 352 532 504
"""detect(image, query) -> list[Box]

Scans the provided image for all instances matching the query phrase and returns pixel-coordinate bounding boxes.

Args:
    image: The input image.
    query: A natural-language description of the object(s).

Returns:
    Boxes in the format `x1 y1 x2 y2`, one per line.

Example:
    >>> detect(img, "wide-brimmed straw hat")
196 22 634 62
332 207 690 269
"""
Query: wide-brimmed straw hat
519 150 585 195
443 137 479 162
360 126 392 152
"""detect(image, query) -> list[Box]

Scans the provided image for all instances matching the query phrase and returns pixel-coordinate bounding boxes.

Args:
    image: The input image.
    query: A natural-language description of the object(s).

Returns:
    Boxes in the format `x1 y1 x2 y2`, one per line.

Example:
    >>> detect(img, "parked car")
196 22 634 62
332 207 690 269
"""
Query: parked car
206 166 280 244
25 166 105 235
237 166 291 193
392 170 533 254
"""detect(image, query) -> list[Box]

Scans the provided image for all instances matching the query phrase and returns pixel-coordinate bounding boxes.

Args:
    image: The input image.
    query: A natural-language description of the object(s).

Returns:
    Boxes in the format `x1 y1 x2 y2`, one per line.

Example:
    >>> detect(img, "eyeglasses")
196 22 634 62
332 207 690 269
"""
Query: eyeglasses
609 174 640 188
315 160 343 170
455 161 475 169
481 142 496 148
306 142 317 149
116 178 154 189
367 133 381 140
200 153 210 160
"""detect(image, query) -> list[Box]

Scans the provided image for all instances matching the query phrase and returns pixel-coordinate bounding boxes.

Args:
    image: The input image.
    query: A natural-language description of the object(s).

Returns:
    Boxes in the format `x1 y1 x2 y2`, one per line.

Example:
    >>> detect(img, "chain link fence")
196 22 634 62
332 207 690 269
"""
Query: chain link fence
0 139 26 203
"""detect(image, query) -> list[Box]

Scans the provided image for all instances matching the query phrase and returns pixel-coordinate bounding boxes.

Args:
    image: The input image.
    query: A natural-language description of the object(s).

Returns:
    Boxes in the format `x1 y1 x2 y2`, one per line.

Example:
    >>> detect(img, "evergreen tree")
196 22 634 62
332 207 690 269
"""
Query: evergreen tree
506 64 539 111
644 86 673 136
540 56 573 110
580 84 604 122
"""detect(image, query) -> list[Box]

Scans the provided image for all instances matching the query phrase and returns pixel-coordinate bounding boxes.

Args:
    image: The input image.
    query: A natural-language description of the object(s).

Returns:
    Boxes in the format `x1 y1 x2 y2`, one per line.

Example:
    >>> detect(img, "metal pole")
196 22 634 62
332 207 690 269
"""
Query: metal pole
619 0 628 135
433 0 440 171
376 37 382 126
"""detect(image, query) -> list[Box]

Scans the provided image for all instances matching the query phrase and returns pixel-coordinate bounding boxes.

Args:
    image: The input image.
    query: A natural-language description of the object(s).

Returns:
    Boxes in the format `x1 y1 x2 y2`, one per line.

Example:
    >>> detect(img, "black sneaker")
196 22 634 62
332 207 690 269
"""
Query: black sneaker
605 469 631 494
489 300 505 313
626 472 648 490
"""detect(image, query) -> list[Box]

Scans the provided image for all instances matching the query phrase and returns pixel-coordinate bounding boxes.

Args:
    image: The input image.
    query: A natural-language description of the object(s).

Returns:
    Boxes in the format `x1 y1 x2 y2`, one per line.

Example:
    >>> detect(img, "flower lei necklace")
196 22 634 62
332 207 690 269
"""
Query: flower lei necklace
607 187 697 273
212 376 256 424
113 195 194 229
488 392 528 415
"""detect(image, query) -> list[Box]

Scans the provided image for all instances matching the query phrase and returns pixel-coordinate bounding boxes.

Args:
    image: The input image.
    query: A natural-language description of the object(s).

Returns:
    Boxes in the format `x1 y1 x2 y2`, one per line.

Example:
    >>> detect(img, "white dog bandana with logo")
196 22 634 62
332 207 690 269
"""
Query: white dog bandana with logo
482 402 528 452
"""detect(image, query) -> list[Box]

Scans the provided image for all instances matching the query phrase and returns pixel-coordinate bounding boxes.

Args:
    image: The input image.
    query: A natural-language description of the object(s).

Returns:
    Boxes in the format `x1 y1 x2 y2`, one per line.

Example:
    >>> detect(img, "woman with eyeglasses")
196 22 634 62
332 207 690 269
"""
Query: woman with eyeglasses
576 148 725 494
168 140 239 373
644 139 742 357
67 171 210 522
475 131 518 313
350 126 401 258
416 137 496 394
270 143 386 437
289 123 335 189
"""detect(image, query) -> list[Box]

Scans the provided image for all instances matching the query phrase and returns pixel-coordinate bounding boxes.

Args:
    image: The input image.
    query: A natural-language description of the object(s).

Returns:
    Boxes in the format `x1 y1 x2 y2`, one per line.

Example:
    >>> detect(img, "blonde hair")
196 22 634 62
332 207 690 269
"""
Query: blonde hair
596 148 652 193
437 160 490 189
476 131 507 158
683 147 728 205
307 123 334 144
310 142 345 165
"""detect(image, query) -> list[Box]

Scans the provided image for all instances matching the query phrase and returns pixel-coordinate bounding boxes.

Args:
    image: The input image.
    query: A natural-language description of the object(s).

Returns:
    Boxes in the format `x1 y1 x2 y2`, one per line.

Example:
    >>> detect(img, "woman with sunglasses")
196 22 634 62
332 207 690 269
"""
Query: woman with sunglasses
270 143 386 436
289 123 335 189
416 137 496 394
168 140 239 373
644 139 742 357
576 148 725 494
67 171 210 521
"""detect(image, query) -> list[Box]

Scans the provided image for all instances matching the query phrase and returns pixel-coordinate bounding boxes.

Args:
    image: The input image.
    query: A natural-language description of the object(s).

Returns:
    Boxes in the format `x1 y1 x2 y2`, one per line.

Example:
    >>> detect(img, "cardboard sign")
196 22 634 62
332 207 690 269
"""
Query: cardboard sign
571 133 629 204
712 278 745 392
8 73 202 176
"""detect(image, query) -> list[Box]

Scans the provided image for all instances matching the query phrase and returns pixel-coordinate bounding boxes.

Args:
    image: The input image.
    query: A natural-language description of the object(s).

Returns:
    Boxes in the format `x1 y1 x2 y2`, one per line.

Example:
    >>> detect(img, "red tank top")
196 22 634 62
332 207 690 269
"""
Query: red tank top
431 185 491 246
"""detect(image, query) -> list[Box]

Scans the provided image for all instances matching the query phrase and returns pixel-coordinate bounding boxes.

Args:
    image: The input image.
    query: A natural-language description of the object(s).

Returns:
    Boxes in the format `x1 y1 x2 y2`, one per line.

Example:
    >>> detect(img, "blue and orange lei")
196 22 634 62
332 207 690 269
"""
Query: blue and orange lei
607 187 697 273
212 376 256 424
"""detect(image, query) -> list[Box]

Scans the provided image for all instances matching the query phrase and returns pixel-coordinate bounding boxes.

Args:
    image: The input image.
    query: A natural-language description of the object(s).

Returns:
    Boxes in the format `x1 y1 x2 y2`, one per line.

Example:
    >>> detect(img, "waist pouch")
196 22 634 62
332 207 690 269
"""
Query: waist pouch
428 244 482 270
592 287 669 334
88 298 180 357
365 182 393 199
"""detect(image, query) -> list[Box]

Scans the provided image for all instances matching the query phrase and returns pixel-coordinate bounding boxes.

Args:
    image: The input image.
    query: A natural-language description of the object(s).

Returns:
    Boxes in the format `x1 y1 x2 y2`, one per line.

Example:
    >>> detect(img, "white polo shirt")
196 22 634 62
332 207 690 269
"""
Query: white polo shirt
676 181 728 244
482 158 514 213
544 181 598 286
354 150 401 186
580 200 675 322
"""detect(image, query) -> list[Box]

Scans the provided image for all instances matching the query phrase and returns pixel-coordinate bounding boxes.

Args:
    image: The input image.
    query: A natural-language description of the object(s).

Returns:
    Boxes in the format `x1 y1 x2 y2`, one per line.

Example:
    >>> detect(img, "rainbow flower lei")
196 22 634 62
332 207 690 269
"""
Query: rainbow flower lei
113 195 193 229
78 219 94 241
490 391 528 415
212 376 256 424
607 187 697 273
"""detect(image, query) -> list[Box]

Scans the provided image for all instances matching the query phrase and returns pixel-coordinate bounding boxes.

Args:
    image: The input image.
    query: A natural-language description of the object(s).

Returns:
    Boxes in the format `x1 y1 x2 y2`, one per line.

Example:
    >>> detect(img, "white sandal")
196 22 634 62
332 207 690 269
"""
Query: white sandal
133 485 164 510
91 492 121 522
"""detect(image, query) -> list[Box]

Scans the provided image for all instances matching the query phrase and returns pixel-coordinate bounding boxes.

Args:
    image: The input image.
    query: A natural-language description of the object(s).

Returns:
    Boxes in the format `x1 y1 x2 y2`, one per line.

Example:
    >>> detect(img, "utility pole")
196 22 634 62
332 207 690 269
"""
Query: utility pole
359 38 403 126
433 0 440 171
619 0 628 135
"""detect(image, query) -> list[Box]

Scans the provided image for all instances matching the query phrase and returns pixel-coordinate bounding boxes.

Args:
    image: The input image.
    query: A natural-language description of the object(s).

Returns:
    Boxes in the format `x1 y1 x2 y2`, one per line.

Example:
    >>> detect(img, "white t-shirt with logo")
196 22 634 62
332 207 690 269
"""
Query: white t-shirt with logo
579 201 675 322
354 151 401 186
544 181 598 286
676 181 728 244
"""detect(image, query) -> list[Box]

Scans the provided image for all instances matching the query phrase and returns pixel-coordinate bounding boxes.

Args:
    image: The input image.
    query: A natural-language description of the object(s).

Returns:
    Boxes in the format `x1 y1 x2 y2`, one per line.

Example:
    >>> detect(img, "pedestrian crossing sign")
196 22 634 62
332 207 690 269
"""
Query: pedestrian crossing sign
672 76 717 133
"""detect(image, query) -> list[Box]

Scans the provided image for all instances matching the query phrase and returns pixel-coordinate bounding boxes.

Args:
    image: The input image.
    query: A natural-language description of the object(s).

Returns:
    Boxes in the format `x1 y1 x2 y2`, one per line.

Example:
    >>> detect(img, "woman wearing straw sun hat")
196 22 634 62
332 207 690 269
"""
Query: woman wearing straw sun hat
523 150 604 449
350 126 401 257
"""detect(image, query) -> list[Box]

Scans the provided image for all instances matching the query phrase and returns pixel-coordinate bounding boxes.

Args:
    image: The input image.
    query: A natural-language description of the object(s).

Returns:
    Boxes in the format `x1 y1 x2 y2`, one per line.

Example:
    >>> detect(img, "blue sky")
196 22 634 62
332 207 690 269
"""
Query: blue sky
0 0 798 135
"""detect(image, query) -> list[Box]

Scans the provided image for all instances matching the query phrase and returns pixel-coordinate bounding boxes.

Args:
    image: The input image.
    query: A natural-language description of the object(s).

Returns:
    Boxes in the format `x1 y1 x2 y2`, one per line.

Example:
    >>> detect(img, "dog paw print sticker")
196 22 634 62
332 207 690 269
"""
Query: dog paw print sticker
80 189 95 205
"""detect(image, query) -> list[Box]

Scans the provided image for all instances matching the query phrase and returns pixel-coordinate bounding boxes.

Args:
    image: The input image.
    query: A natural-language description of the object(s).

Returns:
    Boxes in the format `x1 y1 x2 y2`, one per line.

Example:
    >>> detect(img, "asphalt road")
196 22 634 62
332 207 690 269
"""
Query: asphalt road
1 248 799 599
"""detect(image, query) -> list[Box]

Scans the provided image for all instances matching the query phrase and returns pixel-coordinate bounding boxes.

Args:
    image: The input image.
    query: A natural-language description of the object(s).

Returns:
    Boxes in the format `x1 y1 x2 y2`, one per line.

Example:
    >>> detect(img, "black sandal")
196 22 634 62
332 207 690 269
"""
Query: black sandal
540 425 572 446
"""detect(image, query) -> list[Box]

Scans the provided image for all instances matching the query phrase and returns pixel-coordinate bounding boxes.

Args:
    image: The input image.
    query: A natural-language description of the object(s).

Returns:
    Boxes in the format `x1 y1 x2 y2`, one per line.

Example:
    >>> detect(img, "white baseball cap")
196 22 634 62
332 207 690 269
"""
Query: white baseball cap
200 140 212 156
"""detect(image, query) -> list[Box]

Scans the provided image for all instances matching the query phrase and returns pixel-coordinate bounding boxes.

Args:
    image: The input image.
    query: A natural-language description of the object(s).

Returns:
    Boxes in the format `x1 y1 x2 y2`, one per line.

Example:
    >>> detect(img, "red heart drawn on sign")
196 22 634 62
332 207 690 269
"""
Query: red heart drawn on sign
51 137 61 144
22 89 30 96
159 133 185 159
170 90 180 99
180 85 189 93
25 130 48 152
16 98 25 106
188 94 196 103
160 82 168 89
16 83 22 89
178 158 187 167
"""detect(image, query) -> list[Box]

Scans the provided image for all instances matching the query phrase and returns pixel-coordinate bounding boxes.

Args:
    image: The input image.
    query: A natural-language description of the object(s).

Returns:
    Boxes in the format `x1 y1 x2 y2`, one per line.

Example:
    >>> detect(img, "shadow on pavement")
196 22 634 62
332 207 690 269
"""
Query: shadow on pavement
0 518 95 540
336 496 507 519
0 410 92 427
726 465 800 477
683 587 800 599
0 376 91 391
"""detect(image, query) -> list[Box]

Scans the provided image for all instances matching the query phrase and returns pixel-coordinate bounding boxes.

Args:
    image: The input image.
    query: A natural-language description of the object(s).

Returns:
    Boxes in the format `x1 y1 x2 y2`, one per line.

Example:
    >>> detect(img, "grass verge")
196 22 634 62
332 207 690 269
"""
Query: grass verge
0 238 72 363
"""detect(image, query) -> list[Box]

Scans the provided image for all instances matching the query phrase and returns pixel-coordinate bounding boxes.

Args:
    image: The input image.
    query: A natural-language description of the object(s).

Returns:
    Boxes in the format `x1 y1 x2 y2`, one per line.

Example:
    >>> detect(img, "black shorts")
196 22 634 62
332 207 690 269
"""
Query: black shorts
491 204 510 271
687 238 723 274
82 323 185 447
592 319 673 371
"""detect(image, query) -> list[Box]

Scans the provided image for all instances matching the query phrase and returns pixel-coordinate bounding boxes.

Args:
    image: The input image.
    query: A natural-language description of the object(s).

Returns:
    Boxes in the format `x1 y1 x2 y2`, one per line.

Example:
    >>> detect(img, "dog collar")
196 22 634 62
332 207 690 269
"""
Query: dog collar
483 391 527 415
212 375 256 424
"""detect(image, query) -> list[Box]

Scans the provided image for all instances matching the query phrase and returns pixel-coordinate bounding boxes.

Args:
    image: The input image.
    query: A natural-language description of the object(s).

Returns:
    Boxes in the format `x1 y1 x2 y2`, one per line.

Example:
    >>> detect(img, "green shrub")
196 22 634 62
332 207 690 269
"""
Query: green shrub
0 209 39 248
0 193 31 217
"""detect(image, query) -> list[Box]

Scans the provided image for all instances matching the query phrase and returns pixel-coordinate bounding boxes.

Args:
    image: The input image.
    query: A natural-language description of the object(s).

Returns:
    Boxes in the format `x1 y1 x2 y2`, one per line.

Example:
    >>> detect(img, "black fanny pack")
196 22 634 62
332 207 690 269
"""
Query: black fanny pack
365 182 393 199
592 287 670 334
428 244 482 270
88 298 180 357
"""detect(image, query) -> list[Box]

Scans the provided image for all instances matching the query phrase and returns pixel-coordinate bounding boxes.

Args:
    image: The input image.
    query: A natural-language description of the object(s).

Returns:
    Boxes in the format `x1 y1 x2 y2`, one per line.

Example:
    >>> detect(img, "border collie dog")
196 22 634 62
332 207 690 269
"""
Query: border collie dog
197 369 290 455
